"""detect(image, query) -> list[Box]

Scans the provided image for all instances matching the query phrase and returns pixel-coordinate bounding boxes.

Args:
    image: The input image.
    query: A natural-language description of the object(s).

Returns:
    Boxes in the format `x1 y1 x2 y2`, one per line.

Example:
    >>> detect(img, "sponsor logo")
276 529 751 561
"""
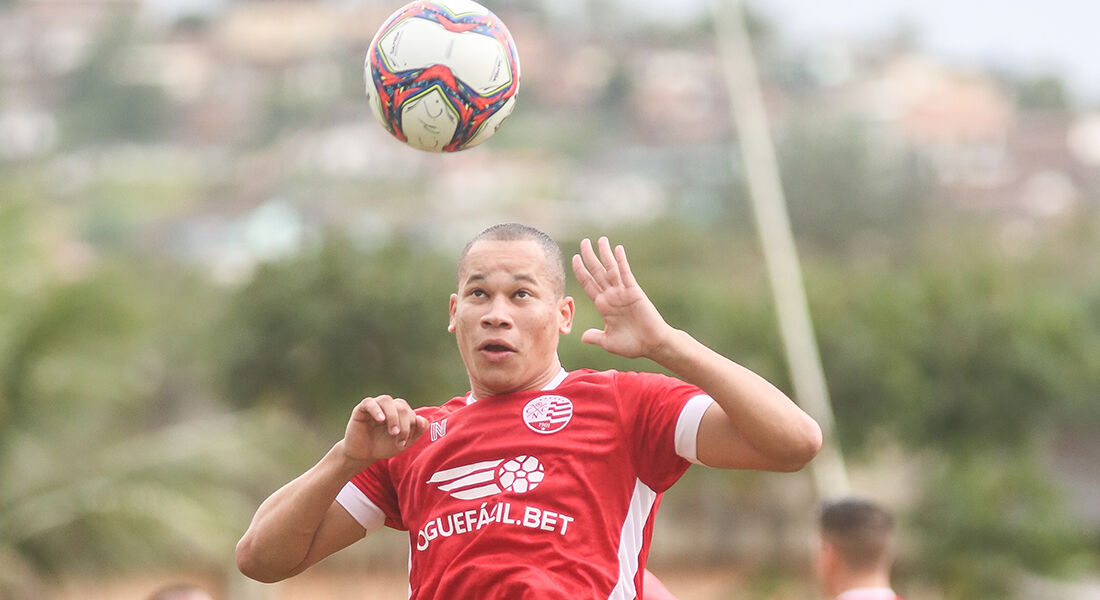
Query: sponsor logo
418 455 575 551
416 502 575 551
522 395 573 434
427 455 544 500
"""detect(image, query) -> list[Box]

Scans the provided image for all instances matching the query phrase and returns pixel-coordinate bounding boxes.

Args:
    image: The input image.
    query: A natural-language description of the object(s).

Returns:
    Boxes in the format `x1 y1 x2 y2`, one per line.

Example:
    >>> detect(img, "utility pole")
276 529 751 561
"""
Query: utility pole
713 0 850 498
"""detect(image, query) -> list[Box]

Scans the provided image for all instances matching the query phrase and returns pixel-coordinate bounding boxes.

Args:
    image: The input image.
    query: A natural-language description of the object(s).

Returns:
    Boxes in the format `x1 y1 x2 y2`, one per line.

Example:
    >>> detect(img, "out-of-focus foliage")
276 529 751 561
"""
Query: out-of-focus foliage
217 233 468 428
812 222 1100 456
912 450 1094 598
61 14 170 146
0 173 318 598
1008 72 1071 110
778 118 935 253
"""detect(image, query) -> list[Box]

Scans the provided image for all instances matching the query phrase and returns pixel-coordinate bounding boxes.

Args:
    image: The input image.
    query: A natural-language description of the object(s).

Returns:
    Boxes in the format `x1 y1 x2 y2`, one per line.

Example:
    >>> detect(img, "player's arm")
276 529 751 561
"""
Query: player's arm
236 395 428 582
571 237 821 472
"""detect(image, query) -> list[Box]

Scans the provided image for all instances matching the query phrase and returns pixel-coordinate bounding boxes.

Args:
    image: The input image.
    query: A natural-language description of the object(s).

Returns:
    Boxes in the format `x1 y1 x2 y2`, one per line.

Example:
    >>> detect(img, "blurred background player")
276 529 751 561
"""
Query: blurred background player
817 497 903 600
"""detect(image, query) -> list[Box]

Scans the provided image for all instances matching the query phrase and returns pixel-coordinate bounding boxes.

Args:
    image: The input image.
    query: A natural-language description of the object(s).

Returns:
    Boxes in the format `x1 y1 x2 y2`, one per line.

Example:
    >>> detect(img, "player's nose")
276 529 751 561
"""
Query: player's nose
481 295 514 328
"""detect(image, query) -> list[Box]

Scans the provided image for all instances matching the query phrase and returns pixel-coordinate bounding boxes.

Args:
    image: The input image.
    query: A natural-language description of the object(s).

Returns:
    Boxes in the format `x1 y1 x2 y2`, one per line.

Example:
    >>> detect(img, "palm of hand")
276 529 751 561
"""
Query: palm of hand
587 283 663 358
573 237 668 360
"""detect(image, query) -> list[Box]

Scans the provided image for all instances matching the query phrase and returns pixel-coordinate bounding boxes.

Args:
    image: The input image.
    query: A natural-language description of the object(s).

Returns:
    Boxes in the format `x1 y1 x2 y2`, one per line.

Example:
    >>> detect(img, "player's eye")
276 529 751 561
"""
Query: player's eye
514 289 531 299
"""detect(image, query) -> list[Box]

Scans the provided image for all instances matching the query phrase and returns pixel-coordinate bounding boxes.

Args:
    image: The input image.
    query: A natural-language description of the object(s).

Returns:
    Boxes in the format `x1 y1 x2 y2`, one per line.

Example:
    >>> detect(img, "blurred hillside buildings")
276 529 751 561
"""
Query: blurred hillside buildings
1 0 1099 281
3 1 1098 237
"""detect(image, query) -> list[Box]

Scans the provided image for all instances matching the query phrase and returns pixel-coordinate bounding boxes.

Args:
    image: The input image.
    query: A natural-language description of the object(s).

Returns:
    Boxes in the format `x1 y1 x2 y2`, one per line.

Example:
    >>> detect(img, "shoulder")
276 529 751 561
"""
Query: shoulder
561 369 695 404
414 395 469 419
565 368 678 387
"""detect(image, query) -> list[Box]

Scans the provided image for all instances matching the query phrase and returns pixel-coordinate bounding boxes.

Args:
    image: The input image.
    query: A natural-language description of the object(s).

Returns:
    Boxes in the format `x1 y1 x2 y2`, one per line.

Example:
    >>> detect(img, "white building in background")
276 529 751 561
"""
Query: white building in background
0 107 57 159
859 54 1015 186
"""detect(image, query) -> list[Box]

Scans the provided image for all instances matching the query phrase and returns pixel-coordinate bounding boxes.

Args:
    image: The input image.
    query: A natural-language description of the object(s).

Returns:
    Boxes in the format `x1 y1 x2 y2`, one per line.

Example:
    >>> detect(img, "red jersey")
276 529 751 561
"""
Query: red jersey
337 368 713 600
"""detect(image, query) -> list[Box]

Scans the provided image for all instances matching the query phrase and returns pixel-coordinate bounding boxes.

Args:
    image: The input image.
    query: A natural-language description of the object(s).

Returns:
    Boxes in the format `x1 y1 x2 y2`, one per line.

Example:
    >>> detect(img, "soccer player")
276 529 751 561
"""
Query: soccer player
236 223 822 599
817 497 903 600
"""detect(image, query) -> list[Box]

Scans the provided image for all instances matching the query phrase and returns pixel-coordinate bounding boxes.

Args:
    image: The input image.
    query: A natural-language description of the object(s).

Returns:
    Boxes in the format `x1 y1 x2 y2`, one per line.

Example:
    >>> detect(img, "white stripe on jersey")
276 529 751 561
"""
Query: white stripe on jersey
606 479 658 600
336 481 386 533
675 394 714 465
427 459 504 483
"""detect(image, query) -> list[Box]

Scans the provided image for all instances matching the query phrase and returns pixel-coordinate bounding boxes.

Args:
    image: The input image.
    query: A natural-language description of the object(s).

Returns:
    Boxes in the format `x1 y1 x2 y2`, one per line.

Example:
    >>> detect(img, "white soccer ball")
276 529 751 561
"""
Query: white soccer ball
364 0 521 152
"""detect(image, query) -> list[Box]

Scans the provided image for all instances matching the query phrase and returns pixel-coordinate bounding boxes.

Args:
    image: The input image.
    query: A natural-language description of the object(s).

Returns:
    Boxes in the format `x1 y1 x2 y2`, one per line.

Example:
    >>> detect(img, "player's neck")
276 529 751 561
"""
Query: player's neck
468 360 566 401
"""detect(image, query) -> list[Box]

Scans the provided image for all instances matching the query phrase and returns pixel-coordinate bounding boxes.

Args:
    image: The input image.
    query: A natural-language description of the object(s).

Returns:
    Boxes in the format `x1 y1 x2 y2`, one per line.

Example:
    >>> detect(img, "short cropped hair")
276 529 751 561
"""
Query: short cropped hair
820 497 895 571
457 223 566 296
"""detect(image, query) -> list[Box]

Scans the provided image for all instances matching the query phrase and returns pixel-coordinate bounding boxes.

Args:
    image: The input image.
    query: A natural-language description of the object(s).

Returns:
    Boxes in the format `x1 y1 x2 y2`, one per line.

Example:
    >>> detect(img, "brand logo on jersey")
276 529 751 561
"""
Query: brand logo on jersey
430 418 448 441
522 395 573 434
426 455 545 500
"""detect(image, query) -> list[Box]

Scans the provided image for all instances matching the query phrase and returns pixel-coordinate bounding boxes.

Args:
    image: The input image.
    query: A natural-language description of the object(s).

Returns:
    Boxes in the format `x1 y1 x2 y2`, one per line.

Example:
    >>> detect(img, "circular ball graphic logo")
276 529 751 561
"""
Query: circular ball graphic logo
496 455 544 494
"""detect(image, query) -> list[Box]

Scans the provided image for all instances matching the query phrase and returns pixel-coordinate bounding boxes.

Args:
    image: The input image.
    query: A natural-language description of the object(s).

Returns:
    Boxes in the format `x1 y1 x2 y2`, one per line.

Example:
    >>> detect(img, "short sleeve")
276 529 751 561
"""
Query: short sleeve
338 459 407 531
615 371 705 492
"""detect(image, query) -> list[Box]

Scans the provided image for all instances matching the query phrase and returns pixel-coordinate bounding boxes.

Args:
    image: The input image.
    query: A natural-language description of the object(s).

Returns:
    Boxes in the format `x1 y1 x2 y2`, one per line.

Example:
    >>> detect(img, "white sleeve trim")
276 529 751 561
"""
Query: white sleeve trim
335 481 386 534
674 394 714 464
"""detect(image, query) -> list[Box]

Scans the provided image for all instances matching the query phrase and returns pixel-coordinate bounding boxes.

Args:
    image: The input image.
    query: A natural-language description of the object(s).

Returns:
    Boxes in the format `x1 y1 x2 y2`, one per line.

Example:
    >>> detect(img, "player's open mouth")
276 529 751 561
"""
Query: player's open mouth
478 342 516 361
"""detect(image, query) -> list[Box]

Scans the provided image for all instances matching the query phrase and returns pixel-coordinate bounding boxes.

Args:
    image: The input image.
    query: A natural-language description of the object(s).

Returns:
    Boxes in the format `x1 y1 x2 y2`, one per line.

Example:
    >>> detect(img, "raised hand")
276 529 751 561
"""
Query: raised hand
342 395 429 465
571 237 673 360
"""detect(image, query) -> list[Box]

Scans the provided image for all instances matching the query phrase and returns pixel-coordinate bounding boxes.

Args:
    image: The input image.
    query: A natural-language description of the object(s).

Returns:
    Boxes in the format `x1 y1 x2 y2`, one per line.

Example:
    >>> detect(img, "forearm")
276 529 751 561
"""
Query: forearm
236 441 370 582
649 327 822 469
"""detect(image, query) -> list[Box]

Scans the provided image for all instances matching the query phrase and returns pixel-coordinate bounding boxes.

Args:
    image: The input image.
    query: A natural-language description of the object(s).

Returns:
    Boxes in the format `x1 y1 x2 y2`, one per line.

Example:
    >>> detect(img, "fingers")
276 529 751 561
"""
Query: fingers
357 395 420 448
613 243 637 288
575 238 604 284
571 253 601 300
574 236 630 291
596 236 619 284
580 327 606 347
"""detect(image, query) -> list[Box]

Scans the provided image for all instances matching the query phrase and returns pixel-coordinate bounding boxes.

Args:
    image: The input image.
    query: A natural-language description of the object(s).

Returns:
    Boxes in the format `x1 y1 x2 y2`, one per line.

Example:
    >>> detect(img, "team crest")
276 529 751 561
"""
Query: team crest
522 395 573 434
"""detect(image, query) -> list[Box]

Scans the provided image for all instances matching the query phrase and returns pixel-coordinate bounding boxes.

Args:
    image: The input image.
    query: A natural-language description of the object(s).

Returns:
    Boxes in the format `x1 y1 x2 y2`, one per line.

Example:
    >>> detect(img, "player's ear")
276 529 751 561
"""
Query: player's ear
559 296 575 334
448 293 458 332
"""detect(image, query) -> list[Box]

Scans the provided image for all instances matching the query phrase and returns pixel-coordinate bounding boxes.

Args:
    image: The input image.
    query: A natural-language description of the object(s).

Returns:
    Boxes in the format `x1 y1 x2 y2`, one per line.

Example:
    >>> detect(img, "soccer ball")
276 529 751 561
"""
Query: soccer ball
364 0 520 152
497 455 544 494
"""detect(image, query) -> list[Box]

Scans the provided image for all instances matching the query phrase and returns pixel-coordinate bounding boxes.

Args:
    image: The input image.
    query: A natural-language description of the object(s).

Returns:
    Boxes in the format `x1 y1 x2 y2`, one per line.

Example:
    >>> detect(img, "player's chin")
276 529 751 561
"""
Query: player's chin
474 368 525 394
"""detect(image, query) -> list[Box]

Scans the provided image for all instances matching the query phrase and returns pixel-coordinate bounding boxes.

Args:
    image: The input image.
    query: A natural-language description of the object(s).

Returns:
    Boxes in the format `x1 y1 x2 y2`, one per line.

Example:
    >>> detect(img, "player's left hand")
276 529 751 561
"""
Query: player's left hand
571 237 672 359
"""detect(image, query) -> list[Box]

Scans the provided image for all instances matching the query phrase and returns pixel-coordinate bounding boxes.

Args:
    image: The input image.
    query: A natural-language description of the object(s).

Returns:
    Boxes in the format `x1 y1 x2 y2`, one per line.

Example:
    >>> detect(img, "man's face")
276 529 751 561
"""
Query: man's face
449 239 574 398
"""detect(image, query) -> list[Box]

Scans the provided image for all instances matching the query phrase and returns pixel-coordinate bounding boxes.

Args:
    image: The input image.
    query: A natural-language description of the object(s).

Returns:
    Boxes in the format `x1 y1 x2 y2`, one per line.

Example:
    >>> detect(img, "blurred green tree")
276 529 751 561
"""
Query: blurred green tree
0 190 319 595
60 11 170 147
1008 72 1070 110
218 233 468 429
912 451 1092 598
812 224 1100 455
778 118 935 254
